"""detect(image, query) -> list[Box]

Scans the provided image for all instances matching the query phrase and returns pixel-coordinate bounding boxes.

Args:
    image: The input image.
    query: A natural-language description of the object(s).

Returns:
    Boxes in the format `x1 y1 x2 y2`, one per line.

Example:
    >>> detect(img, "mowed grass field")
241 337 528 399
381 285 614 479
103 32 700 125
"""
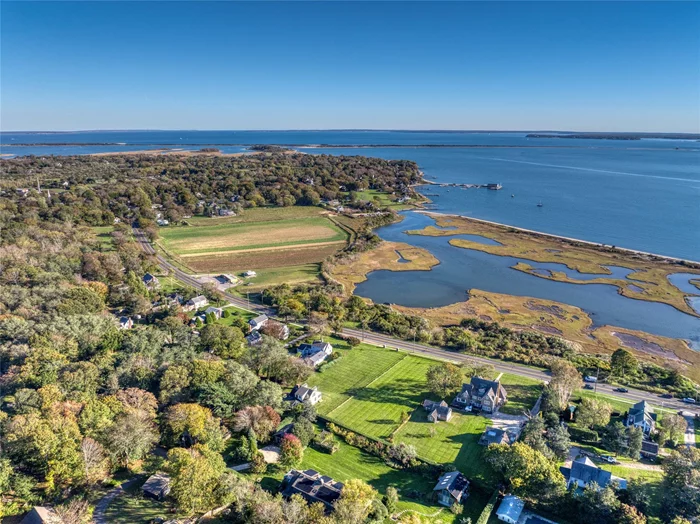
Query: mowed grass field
157 207 348 275
304 338 541 488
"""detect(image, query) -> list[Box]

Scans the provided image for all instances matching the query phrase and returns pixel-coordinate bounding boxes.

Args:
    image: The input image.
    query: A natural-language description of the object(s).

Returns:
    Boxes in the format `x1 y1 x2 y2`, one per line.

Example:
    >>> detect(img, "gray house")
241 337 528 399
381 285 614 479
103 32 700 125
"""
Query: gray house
560 456 627 490
433 471 469 506
479 426 511 446
453 377 507 413
422 399 453 422
625 401 656 435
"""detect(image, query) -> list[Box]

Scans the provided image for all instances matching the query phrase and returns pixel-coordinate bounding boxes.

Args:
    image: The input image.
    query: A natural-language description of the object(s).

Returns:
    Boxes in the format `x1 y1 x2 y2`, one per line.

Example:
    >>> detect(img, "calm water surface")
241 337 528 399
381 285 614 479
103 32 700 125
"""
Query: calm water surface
354 213 700 349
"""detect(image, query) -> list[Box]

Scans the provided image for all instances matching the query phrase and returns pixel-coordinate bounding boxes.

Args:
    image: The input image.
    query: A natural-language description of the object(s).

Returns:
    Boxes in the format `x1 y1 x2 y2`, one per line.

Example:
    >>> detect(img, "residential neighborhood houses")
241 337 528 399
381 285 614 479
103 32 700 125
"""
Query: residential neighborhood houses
453 376 508 413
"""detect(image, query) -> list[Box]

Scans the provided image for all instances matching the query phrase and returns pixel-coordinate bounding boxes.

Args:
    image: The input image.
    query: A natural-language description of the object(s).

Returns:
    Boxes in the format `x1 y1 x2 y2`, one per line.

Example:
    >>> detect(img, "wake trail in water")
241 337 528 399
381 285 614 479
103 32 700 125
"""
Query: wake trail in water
473 156 699 183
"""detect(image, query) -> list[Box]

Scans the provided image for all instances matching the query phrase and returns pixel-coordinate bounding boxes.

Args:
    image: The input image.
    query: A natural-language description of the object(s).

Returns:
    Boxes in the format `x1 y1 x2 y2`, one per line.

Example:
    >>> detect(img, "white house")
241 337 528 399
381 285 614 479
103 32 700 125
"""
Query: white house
244 270 257 277
185 295 209 311
298 340 333 367
204 306 224 319
249 314 269 331
118 317 133 330
292 383 322 405
496 495 525 524
625 401 656 435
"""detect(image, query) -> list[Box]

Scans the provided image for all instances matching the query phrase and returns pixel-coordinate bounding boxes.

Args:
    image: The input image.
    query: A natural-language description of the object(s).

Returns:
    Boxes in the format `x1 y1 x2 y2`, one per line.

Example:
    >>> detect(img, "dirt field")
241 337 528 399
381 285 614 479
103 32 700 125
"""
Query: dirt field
186 243 342 273
161 217 346 256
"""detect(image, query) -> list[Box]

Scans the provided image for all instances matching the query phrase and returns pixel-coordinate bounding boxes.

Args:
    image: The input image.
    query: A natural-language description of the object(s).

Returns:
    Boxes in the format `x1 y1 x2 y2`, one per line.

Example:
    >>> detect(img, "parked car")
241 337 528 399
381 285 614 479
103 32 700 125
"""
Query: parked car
583 384 594 390
614 387 629 393
660 393 673 399
682 398 696 404
600 455 618 464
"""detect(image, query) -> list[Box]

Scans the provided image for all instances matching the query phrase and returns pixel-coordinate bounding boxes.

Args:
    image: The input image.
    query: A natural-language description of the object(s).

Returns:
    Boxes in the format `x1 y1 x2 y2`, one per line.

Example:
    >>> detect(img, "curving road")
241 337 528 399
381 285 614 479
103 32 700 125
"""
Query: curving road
135 229 700 417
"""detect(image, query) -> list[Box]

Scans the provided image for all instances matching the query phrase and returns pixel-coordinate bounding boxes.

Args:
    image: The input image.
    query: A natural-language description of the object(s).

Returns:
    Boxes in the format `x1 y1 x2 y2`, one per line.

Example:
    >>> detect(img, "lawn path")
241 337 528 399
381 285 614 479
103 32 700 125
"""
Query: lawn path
326 354 407 419
93 476 143 524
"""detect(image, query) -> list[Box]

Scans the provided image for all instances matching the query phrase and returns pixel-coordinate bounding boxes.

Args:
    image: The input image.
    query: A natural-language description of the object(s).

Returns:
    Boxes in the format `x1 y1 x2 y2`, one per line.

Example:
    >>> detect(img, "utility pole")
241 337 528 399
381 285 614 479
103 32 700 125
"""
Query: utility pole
594 365 600 394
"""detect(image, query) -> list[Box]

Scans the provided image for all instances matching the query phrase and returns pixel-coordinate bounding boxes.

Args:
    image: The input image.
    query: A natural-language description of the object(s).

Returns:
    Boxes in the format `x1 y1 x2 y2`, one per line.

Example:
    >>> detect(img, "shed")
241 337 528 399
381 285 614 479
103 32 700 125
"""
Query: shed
142 473 171 500
496 495 525 524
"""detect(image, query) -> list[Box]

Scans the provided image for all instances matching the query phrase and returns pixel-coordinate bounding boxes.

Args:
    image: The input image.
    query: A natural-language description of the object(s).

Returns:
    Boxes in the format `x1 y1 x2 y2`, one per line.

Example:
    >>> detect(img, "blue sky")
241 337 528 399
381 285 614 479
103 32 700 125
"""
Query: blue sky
1 1 698 132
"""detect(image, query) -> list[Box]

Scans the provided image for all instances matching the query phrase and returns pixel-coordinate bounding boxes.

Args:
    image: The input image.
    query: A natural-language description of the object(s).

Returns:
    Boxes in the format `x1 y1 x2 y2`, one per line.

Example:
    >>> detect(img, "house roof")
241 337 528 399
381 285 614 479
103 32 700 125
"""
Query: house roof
641 440 659 455
423 400 451 420
293 383 318 401
496 495 525 521
143 273 158 283
188 295 208 306
250 314 269 325
460 376 506 401
628 401 656 425
433 471 469 500
305 352 328 366
480 427 510 446
283 469 343 508
565 456 614 487
246 331 262 345
142 473 170 496
20 507 61 524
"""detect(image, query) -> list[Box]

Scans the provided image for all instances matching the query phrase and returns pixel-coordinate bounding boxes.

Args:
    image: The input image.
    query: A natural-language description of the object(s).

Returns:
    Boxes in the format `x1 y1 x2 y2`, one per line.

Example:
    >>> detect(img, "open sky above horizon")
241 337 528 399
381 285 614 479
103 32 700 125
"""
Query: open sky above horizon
1 1 699 133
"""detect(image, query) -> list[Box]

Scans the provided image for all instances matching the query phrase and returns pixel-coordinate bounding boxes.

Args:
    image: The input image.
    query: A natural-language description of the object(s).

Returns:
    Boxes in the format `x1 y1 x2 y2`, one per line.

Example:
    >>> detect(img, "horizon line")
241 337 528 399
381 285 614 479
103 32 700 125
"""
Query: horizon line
2 128 699 135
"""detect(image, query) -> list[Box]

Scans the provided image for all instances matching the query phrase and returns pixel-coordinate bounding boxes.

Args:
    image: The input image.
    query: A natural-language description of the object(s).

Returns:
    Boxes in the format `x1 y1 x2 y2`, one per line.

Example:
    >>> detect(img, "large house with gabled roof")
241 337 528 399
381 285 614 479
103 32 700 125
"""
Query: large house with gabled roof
433 470 469 506
560 456 627 491
282 469 344 511
452 376 507 413
625 400 656 435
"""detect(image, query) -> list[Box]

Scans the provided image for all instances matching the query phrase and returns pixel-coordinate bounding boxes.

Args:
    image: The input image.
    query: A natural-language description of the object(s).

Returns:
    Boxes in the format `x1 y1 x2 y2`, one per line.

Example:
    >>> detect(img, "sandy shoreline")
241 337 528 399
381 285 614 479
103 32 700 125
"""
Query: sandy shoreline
419 210 700 265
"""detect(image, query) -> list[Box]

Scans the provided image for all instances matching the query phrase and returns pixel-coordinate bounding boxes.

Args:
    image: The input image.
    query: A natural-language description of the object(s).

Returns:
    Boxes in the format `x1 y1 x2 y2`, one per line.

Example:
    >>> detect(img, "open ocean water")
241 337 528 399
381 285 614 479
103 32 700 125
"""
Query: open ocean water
2 130 699 345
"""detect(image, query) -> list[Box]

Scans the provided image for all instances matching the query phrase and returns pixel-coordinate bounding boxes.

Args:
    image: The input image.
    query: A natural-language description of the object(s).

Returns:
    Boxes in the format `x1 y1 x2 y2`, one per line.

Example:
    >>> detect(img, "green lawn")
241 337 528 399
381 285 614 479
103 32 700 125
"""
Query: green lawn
307 341 406 415
91 226 115 250
326 354 436 439
186 206 325 226
394 410 495 488
299 441 456 521
305 339 500 489
233 264 323 293
498 373 543 416
571 389 676 416
160 216 346 255
102 484 173 524
349 189 413 210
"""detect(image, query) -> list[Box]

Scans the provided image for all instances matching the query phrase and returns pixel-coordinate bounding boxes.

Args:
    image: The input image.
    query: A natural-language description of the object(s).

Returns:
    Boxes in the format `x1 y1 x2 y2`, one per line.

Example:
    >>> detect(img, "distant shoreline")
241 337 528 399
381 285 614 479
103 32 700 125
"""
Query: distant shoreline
419 210 700 266
3 143 698 151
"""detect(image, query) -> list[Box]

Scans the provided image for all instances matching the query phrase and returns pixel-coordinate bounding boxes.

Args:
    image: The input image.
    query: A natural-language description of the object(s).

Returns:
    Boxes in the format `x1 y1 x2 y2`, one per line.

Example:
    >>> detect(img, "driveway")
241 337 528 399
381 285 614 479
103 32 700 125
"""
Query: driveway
487 411 527 439
93 476 143 524
683 412 697 448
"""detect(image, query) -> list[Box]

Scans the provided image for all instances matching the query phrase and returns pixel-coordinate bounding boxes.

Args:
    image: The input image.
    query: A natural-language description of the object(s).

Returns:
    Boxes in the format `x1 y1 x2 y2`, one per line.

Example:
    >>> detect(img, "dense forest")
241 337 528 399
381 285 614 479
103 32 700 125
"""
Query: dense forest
0 153 421 228
0 153 421 522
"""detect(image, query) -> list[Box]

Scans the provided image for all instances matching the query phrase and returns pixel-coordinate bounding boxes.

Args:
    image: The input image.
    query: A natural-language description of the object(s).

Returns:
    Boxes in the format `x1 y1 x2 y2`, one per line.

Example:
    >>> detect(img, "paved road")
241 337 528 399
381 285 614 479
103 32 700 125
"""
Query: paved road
135 229 700 417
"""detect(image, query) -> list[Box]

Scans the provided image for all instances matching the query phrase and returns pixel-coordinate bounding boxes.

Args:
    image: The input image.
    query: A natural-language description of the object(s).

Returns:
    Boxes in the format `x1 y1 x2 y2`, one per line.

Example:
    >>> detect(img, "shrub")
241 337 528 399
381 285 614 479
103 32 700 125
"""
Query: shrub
568 425 599 443
476 490 499 524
